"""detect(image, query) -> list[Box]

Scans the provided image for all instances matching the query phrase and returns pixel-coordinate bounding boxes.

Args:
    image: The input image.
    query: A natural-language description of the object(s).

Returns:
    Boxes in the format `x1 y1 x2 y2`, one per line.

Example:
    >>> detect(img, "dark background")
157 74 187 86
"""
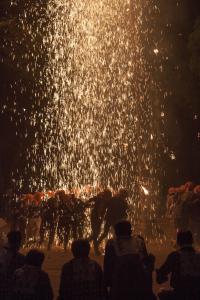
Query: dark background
0 0 200 194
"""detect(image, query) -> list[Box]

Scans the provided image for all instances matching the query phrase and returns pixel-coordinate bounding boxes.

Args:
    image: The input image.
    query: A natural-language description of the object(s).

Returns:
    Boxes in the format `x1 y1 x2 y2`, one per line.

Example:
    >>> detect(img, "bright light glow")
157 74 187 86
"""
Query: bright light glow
154 48 159 55
170 152 176 160
4 1 164 223
141 185 149 196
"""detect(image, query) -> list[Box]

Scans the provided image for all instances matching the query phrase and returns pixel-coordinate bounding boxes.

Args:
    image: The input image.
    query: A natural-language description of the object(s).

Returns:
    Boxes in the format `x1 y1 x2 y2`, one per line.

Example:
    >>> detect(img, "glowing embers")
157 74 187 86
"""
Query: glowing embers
42 1 161 207
12 0 162 223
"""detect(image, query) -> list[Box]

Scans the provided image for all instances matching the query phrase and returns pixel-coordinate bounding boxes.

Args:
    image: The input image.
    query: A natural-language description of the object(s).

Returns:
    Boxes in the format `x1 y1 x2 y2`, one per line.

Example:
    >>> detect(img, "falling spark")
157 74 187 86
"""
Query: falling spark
141 185 149 196
154 48 159 55
170 152 176 160
2 1 165 224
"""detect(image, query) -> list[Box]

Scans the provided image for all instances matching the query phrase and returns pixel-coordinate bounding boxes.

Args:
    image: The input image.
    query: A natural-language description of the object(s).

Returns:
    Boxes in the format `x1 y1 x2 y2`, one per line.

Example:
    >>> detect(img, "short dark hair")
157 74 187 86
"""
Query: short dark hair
177 230 193 247
26 249 45 267
114 220 132 237
7 231 21 247
71 239 90 258
102 189 112 198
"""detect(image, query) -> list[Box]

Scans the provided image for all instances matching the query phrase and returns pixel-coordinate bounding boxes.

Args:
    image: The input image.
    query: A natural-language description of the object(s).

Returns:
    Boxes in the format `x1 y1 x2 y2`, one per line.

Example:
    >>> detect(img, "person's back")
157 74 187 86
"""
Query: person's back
111 252 147 300
58 239 104 300
46 197 58 221
0 231 25 300
157 230 200 300
104 221 155 300
90 194 107 219
178 249 200 297
13 249 53 300
88 190 112 255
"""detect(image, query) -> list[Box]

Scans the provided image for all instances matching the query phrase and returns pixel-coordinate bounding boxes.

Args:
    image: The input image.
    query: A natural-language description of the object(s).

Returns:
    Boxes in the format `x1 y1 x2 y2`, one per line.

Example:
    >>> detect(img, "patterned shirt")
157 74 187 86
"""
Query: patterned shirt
58 258 104 300
104 235 147 287
157 246 200 294
13 265 53 300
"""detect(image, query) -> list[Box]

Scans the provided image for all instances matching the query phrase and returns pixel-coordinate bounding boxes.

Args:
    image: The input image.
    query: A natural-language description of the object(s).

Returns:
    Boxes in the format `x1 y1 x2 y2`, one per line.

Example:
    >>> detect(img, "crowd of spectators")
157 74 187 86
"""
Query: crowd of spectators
1 220 200 300
166 181 200 242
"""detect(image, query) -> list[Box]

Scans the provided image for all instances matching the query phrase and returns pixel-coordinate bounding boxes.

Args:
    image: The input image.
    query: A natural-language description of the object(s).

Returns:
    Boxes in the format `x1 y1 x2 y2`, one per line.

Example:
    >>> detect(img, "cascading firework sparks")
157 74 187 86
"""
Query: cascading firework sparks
4 0 164 222
42 0 162 213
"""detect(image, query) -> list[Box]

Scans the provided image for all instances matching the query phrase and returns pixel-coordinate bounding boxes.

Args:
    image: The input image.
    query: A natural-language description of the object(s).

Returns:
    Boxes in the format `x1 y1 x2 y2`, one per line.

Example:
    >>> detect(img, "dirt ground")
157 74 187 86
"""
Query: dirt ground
42 242 173 299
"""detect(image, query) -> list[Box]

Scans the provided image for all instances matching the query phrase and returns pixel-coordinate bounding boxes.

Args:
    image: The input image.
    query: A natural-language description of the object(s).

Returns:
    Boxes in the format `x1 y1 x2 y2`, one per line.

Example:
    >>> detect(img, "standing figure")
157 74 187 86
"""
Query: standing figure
166 187 178 219
39 195 58 250
87 189 112 255
15 199 28 246
174 182 195 231
104 221 156 300
13 249 53 300
157 231 200 300
26 193 42 246
187 185 200 243
58 239 104 300
71 195 86 241
57 192 72 251
98 188 129 245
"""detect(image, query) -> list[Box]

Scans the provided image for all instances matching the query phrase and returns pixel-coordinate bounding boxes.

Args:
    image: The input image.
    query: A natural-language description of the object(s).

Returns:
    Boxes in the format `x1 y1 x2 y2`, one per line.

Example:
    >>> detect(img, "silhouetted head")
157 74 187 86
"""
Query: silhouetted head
114 220 132 237
7 231 22 251
26 249 45 268
177 230 193 247
118 188 128 199
71 239 90 258
102 189 112 200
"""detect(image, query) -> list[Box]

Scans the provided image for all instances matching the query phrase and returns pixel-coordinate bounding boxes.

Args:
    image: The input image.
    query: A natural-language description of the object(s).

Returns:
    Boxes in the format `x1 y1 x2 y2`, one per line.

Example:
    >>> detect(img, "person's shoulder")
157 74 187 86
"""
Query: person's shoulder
134 234 145 241
105 238 115 248
17 252 25 262
167 250 180 262
39 269 50 280
62 260 73 271
17 251 25 258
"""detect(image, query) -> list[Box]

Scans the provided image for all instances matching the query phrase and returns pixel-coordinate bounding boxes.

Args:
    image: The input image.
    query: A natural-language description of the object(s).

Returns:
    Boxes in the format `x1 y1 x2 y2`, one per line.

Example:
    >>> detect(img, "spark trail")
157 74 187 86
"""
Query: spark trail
44 0 161 193
4 0 163 222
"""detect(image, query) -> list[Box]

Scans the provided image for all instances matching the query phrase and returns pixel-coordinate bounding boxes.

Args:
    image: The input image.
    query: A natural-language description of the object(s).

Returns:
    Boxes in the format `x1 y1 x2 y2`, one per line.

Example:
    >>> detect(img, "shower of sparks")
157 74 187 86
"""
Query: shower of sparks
2 0 164 224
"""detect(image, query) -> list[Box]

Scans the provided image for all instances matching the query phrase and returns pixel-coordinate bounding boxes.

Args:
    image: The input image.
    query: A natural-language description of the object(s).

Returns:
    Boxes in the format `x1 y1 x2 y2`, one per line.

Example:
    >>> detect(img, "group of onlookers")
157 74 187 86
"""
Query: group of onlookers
166 181 200 239
1 220 200 300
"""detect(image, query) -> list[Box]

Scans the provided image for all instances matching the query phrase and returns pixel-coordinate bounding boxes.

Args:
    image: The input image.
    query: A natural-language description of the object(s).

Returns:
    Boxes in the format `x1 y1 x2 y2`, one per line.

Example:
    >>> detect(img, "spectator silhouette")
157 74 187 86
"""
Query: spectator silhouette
157 230 200 300
104 220 156 300
58 239 104 300
0 230 25 300
13 249 53 300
